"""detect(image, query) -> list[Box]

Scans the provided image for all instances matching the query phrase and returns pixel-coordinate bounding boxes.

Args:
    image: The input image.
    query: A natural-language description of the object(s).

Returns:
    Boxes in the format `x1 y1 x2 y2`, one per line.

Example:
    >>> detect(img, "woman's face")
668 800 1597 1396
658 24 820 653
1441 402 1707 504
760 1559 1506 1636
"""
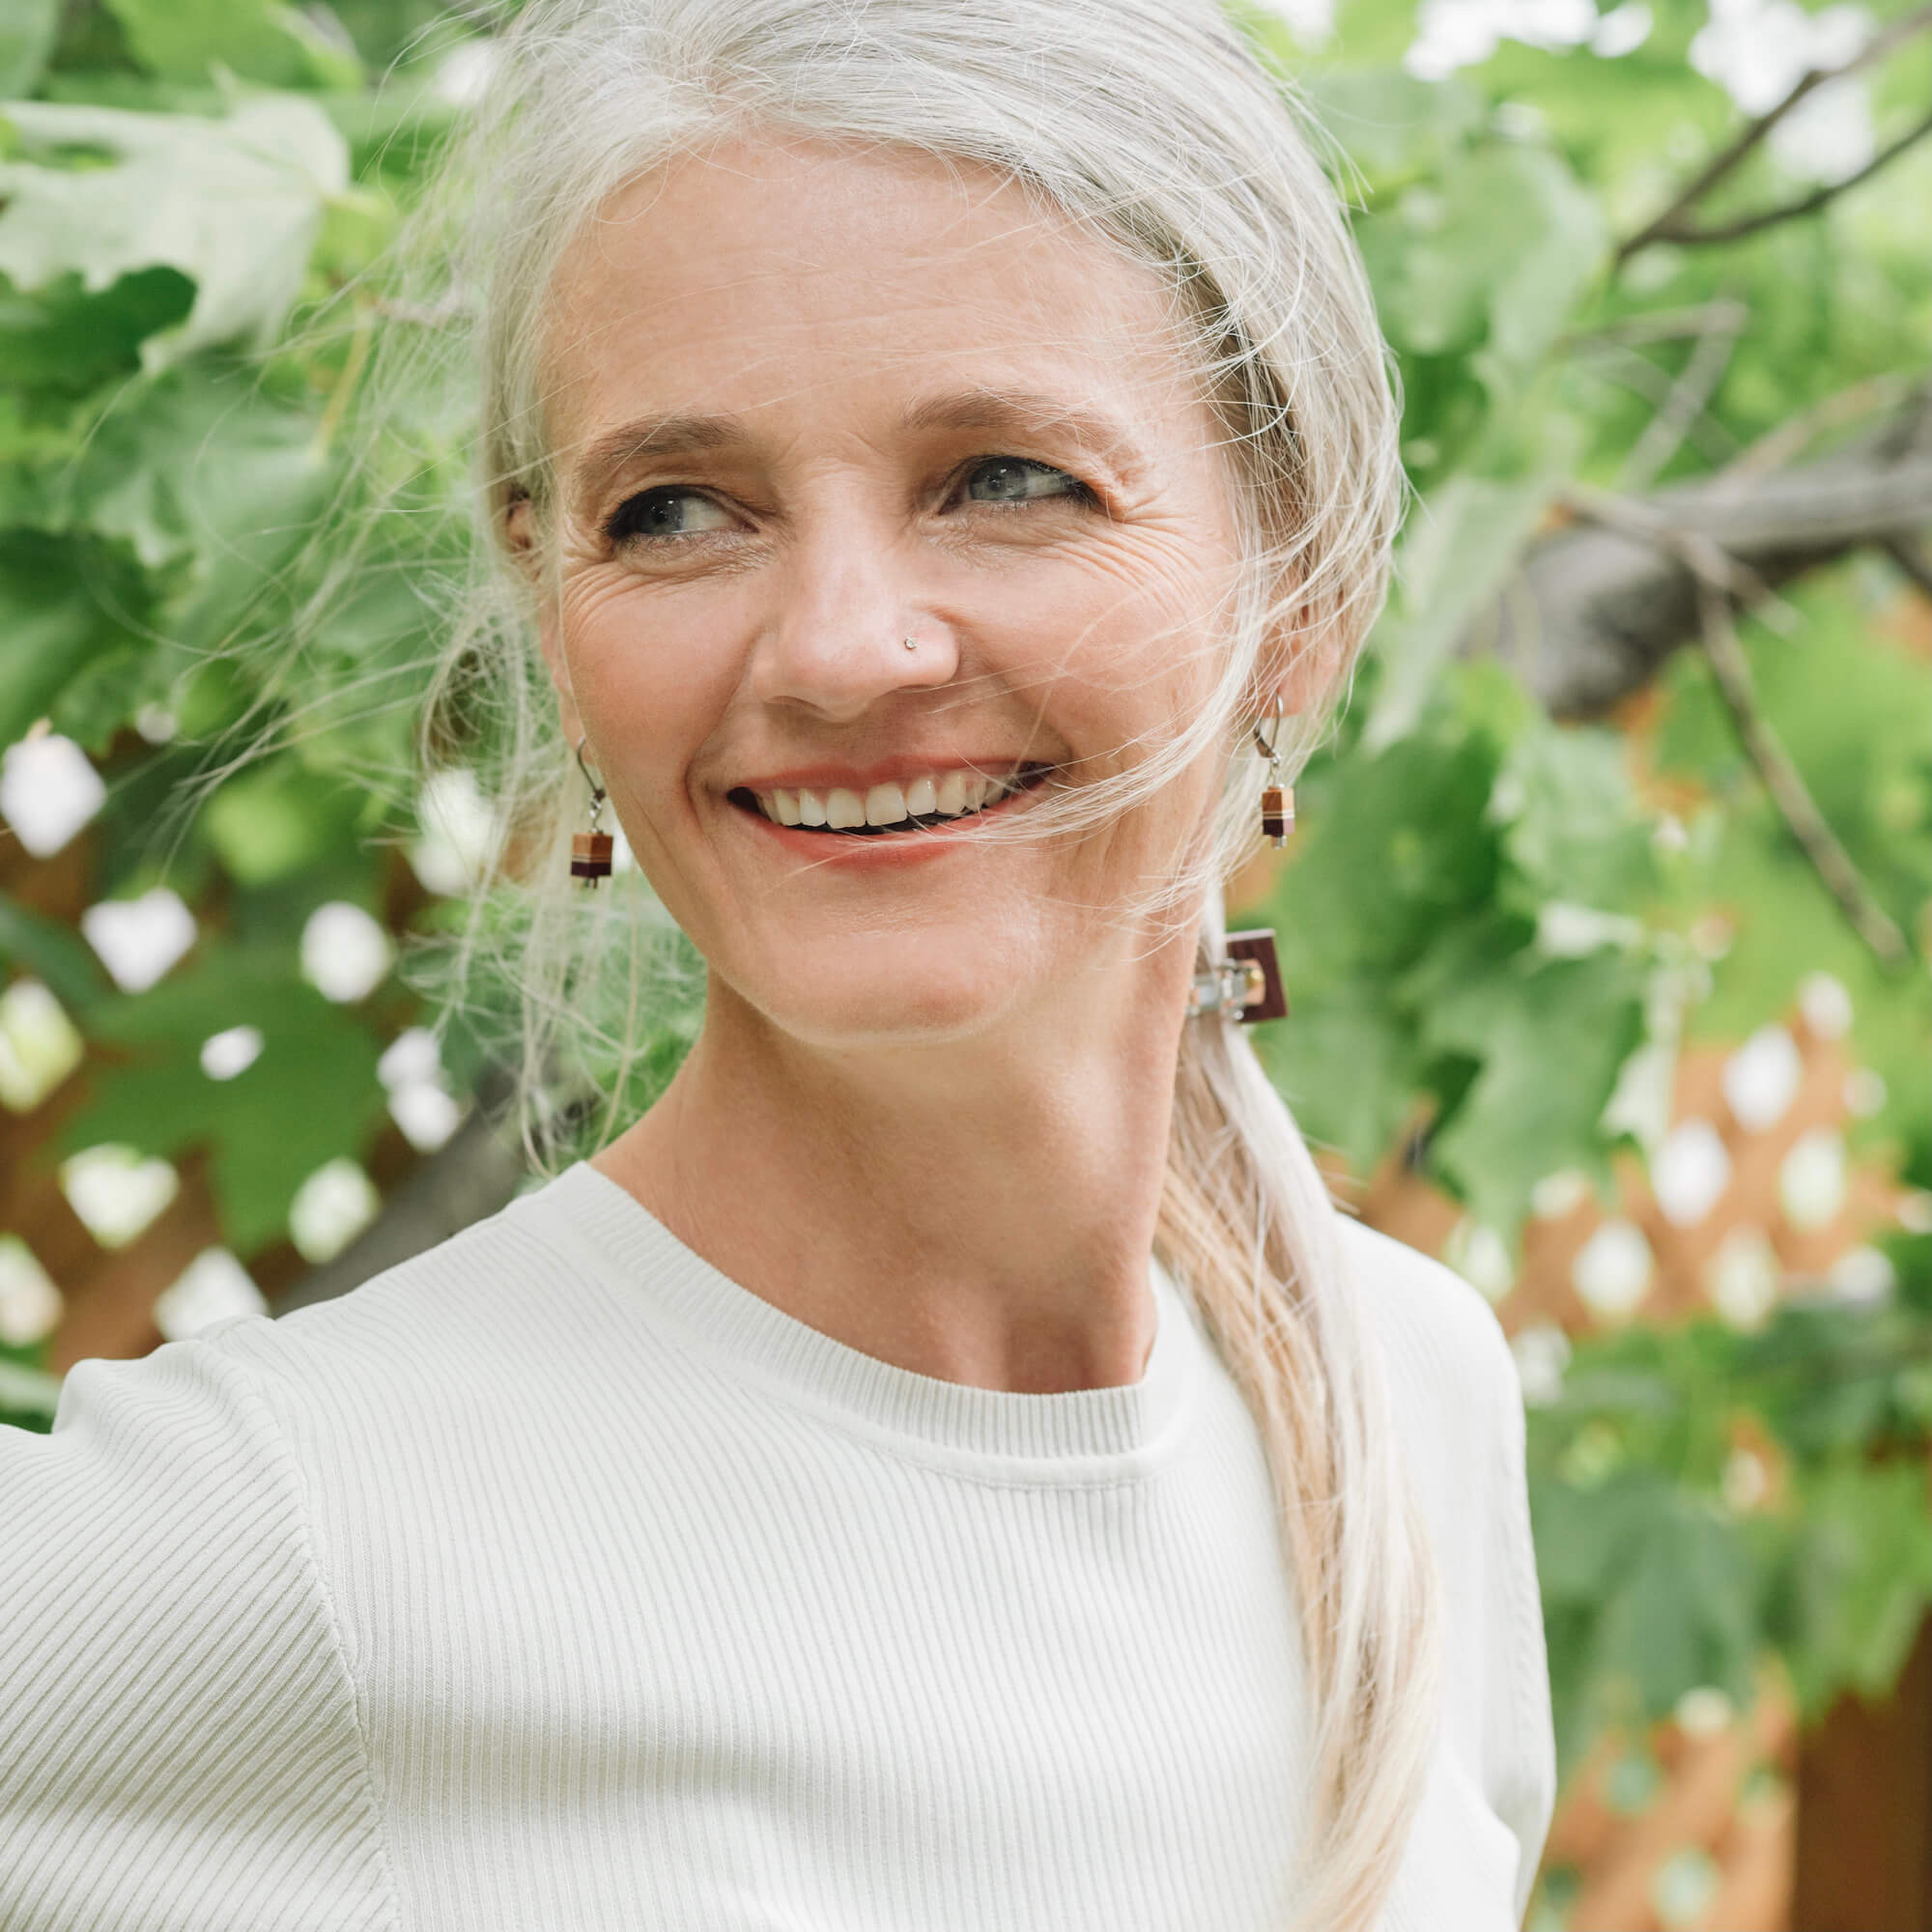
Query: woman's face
533 134 1246 1050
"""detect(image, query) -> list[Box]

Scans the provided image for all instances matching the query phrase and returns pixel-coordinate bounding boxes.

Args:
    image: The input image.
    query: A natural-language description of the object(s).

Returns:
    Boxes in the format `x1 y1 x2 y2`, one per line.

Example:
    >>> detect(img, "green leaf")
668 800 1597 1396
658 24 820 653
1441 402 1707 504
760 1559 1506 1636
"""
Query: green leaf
202 761 373 886
1247 674 1659 1205
1594 1499 1758 1717
1260 983 1428 1174
0 891 110 1013
1418 945 1646 1231
1653 575 1932 1149
0 95 347 369
0 1356 61 1428
1533 1467 1673 1602
1533 1468 1760 1752
1313 0 1422 69
0 534 136 744
1356 142 1606 371
0 265 196 392
1527 1292 1932 1768
104 0 358 90
1301 66 1484 189
63 947 385 1252
1492 722 1658 915
1472 31 1731 196
51 373 327 642
1659 579 1931 931
46 644 160 753
0 0 60 98
1776 1460 1932 1717
1363 471 1556 750
1271 728 1503 976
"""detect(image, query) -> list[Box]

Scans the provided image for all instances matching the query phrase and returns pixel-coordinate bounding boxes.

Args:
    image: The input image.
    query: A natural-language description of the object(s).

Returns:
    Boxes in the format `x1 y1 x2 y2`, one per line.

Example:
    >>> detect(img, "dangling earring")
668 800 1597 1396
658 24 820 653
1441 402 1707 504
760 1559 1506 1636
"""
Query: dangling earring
1252 696 1293 848
570 734 613 888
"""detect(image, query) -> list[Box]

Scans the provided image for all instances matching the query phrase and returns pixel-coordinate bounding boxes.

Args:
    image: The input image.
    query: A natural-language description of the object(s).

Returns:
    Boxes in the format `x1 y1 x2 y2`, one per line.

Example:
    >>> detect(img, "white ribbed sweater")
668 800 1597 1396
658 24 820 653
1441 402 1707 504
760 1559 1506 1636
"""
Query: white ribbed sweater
1 1165 1553 1930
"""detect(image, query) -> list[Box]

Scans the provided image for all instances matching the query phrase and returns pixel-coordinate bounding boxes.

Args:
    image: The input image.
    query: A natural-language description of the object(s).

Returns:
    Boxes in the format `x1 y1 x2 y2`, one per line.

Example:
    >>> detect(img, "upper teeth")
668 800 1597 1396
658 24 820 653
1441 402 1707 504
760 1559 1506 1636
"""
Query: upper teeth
760 770 1020 830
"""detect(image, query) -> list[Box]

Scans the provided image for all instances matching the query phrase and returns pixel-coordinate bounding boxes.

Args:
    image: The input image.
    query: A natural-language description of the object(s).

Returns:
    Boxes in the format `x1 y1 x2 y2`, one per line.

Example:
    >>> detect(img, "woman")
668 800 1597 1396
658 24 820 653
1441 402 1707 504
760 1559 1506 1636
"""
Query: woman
0 2 1553 1927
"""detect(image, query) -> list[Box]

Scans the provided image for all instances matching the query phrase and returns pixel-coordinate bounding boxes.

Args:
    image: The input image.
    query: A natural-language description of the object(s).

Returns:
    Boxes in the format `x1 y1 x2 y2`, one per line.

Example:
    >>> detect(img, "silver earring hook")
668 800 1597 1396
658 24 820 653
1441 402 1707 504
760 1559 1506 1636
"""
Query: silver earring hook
575 733 607 828
1250 695 1284 772
574 733 604 798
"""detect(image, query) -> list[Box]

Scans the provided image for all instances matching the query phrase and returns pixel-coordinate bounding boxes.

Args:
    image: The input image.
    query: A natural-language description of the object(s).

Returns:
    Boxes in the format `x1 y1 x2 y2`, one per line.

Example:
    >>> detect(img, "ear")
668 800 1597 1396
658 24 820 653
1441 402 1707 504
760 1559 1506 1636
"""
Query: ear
506 495 584 744
1257 606 1350 723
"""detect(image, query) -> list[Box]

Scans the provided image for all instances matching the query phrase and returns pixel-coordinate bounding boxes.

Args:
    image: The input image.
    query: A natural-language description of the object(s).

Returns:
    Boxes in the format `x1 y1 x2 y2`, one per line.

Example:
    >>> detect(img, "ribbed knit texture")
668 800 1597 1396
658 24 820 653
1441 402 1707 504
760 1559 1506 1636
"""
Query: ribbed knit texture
1 1165 1552 1930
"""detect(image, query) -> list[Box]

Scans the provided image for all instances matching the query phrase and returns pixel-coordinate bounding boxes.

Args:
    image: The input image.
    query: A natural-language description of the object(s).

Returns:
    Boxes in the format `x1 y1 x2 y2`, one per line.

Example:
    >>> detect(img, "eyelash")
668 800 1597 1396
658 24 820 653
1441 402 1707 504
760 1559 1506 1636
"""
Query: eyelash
600 456 1097 545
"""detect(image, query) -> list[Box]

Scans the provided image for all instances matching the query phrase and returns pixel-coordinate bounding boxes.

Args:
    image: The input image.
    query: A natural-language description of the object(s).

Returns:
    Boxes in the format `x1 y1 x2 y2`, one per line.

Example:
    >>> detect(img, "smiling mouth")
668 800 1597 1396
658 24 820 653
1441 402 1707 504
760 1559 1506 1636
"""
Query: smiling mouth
730 764 1052 837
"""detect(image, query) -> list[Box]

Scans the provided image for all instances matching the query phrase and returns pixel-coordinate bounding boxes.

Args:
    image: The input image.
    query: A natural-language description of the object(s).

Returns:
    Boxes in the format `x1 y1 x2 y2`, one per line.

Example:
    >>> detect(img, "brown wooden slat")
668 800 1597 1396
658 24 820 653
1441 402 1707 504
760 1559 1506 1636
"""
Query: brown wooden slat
50 1155 223 1371
1569 1721 1750 1932
1792 1612 1932 1931
1694 1786 1794 1931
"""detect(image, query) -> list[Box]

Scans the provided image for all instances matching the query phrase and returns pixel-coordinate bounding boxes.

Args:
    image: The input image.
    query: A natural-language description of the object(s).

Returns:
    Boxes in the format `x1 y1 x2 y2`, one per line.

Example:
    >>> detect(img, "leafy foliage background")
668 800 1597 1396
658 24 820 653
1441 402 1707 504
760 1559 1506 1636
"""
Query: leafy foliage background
0 0 1926 1811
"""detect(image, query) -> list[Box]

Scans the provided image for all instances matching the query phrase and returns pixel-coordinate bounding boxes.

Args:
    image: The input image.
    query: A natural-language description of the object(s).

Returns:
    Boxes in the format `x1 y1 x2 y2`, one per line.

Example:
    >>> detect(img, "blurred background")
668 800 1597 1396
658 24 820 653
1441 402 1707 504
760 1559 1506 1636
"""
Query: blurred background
0 0 1926 1924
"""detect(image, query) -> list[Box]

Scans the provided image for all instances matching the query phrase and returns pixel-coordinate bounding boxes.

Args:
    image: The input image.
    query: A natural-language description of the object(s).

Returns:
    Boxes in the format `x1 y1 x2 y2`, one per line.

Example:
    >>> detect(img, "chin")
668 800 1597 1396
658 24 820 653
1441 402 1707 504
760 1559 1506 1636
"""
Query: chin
736 938 1043 1052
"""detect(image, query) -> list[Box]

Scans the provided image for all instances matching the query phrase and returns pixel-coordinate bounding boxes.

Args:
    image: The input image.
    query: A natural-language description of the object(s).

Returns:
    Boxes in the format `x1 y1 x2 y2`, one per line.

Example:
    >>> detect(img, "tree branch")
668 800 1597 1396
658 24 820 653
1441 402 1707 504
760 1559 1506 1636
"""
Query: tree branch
1487 419 1932 716
1691 574 1911 968
1571 338 1744 470
1615 5 1932 263
1618 301 1747 492
1564 298 1752 351
1658 107 1932 250
1721 372 1918 482
1482 450 1923 968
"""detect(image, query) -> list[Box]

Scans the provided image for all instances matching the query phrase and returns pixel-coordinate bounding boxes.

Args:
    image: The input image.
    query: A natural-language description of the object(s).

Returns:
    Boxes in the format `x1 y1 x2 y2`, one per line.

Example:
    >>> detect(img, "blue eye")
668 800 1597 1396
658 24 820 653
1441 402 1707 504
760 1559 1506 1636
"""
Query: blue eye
605 489 734 542
960 458 1090 505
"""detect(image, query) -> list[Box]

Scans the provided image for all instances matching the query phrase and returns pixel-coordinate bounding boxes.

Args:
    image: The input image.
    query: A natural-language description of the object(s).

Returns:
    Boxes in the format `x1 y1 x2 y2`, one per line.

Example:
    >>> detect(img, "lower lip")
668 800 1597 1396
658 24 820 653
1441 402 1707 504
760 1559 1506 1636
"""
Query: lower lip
729 781 1045 867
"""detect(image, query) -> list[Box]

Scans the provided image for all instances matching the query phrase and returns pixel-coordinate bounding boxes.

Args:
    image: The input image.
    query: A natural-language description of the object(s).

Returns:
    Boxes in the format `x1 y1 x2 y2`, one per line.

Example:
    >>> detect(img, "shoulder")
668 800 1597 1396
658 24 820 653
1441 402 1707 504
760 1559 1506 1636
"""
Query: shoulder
1337 1217 1555 1899
6 1308 362 1611
2 1332 316 1632
209 1168 606 1401
0 1191 553 1513
1334 1213 1520 1461
161 1170 676 1535
1332 1216 1531 1662
0 1174 610 1664
0 1331 395 1923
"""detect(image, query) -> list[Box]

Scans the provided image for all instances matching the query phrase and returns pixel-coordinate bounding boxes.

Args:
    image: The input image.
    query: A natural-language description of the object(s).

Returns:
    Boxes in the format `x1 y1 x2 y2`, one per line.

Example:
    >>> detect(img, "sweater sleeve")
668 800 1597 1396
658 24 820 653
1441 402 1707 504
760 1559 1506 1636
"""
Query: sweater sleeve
0 1332 398 1932
1339 1219 1557 1926
1485 1320 1557 1925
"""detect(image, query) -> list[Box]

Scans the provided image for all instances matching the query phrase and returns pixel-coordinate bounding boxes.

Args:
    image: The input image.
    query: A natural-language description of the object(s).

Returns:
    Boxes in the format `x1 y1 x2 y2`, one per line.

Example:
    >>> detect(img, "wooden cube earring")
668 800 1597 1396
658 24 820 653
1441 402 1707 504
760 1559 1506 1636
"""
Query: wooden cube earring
1253 696 1294 848
570 734 613 887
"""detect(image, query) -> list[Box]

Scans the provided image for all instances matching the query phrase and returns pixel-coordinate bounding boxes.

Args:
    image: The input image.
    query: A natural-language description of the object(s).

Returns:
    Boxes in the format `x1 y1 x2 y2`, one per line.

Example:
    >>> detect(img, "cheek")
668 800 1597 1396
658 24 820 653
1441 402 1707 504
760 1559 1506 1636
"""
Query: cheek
983 535 1232 756
558 573 742 804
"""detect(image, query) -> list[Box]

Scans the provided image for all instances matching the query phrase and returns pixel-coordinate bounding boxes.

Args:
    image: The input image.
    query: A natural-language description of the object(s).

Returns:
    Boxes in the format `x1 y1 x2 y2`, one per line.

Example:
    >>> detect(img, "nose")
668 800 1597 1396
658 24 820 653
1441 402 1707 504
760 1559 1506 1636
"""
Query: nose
747 507 957 724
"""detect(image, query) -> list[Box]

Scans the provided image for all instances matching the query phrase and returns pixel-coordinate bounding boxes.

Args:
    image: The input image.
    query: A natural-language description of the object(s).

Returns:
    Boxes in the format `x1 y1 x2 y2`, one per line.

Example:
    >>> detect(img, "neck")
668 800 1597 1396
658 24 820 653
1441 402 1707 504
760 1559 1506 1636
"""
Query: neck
594 939 1195 1394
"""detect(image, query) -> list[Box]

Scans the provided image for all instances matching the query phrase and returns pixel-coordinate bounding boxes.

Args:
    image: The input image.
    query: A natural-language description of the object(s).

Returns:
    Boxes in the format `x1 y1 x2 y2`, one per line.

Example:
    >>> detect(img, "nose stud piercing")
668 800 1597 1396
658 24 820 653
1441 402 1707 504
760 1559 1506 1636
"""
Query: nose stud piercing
903 637 919 652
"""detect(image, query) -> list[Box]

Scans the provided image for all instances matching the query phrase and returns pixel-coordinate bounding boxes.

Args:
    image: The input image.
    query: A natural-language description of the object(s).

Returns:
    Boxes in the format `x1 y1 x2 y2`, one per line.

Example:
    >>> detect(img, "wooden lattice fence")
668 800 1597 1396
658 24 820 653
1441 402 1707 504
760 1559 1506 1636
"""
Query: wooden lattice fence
1340 993 1919 1929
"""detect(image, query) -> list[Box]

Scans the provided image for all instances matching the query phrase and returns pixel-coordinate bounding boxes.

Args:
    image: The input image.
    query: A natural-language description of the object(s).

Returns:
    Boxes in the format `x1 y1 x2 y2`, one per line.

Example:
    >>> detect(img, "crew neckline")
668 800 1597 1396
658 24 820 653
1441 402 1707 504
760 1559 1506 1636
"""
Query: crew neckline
521 1162 1203 1477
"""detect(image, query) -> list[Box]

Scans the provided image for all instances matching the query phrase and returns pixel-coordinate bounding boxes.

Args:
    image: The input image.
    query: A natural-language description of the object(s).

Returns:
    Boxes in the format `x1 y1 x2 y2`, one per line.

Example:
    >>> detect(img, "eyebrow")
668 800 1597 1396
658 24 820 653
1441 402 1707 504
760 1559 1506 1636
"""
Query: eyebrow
562 386 1151 512
898 388 1152 486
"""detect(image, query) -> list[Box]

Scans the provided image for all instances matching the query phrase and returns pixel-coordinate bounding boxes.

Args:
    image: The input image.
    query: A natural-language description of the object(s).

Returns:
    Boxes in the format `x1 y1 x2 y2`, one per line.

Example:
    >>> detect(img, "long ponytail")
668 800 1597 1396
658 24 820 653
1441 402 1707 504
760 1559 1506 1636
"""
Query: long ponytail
1164 895 1441 1927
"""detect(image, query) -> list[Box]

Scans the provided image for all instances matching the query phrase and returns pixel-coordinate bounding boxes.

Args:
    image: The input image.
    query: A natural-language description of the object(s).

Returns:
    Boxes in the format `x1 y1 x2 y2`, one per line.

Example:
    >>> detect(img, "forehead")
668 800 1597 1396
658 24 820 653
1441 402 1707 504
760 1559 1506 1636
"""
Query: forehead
541 132 1202 469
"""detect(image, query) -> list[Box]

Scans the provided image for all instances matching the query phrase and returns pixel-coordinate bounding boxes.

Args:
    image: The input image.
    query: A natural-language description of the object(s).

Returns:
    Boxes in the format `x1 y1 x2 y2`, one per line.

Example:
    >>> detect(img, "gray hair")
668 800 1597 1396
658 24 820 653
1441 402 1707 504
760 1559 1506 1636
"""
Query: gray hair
410 3 1439 1922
